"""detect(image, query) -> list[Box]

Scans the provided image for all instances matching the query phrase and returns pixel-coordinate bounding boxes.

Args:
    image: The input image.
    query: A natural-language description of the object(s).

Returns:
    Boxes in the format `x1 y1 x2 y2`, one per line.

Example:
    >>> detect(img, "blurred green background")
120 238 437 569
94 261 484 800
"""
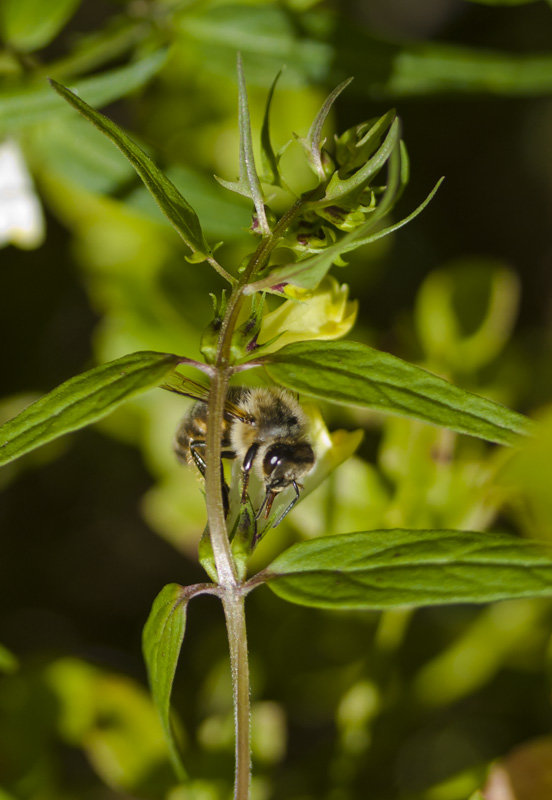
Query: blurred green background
1 1 552 798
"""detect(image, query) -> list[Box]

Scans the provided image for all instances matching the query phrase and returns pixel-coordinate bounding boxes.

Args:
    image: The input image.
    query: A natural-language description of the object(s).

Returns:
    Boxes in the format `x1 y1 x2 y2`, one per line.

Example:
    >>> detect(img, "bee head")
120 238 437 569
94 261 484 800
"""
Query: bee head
262 442 315 491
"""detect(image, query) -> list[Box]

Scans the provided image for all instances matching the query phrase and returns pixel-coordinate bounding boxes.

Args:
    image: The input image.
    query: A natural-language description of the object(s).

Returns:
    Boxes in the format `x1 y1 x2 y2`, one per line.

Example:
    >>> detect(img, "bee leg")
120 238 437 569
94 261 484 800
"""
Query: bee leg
189 441 207 477
190 441 232 517
272 481 301 528
241 443 259 504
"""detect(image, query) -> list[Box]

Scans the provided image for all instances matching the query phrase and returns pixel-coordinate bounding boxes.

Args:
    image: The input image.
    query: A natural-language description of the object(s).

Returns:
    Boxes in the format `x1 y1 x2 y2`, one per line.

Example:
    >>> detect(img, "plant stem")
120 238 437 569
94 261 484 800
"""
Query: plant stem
224 593 251 800
203 195 311 798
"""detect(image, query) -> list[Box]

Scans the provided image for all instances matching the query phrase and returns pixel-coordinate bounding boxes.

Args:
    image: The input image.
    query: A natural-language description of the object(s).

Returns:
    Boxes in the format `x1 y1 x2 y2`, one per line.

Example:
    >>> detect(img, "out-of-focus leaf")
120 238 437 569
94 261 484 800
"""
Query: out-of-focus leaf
142 583 190 780
127 165 252 241
336 28 552 97
0 351 183 466
46 657 172 791
0 643 18 674
50 78 212 258
263 529 552 609
177 4 332 87
179 4 552 97
0 0 80 52
259 340 532 445
0 50 167 133
30 118 251 239
44 18 149 80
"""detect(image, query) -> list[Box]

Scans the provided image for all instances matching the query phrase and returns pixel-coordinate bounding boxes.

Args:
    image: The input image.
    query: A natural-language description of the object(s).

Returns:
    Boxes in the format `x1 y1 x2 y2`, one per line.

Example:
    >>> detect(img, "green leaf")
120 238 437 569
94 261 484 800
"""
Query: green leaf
142 583 189 780
49 79 211 259
303 77 353 180
0 0 80 51
260 69 283 186
216 54 269 235
321 113 399 204
127 164 252 242
245 140 434 294
180 4 552 97
0 50 167 134
0 351 183 466
338 175 443 252
263 529 552 609
259 340 533 445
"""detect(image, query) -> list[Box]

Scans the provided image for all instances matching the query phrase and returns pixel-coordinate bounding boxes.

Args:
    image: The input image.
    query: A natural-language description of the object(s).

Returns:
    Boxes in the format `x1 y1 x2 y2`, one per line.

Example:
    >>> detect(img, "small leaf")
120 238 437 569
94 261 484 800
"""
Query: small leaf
339 176 444 253
245 140 433 294
303 77 353 180
0 51 167 134
263 529 552 609
218 54 269 235
0 351 183 466
259 340 533 445
260 69 283 185
321 115 400 205
49 79 211 258
142 583 189 780
0 0 80 52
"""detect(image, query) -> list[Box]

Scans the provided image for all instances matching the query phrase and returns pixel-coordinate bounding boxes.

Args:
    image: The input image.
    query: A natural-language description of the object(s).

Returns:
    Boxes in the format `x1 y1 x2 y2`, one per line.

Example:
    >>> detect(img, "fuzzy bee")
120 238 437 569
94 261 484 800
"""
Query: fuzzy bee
163 375 315 529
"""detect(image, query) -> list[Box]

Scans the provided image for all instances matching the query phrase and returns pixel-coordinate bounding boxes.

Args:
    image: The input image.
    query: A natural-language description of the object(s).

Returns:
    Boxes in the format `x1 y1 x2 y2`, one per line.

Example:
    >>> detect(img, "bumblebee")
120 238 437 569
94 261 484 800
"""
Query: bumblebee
163 375 315 528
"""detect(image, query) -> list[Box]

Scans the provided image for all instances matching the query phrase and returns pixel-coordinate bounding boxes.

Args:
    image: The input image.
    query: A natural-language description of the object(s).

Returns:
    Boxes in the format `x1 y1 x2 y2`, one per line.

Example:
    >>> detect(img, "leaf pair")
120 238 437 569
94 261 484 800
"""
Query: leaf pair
143 526 552 777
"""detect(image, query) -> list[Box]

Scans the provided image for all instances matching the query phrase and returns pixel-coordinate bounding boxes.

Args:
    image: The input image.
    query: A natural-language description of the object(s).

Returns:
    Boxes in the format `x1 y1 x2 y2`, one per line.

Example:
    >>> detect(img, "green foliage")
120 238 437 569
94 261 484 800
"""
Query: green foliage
142 583 191 780
49 80 213 261
0 352 183 465
260 340 532 445
262 529 552 608
1 2 551 799
0 50 167 133
0 0 80 51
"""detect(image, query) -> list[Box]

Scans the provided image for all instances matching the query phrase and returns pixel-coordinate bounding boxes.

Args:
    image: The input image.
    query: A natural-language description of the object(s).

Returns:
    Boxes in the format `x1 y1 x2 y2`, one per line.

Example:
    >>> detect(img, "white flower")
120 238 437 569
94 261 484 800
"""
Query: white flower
0 139 44 249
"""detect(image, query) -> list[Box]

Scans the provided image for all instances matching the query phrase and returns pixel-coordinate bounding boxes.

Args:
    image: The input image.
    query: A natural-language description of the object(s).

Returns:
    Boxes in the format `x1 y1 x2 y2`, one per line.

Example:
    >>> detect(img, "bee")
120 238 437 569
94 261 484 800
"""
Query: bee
162 374 315 530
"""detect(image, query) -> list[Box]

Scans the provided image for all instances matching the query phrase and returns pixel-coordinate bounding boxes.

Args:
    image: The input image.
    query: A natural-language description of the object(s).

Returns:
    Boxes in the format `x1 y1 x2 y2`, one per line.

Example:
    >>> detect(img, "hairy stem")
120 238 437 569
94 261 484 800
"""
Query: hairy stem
203 195 311 798
224 593 251 800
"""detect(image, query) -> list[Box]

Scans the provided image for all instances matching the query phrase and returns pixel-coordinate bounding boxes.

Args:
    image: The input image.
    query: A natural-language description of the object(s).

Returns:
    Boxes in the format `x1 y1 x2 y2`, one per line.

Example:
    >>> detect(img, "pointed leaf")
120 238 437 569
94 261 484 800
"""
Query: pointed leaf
304 77 353 180
263 529 552 609
260 69 283 185
339 176 444 253
0 351 183 466
237 53 269 234
142 583 189 780
49 79 211 258
321 115 400 204
244 139 424 293
259 340 533 445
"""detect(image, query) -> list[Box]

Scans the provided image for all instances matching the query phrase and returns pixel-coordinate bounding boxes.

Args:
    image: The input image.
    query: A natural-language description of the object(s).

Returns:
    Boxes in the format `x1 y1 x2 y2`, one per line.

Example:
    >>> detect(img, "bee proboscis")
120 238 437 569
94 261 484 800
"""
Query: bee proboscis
163 374 315 532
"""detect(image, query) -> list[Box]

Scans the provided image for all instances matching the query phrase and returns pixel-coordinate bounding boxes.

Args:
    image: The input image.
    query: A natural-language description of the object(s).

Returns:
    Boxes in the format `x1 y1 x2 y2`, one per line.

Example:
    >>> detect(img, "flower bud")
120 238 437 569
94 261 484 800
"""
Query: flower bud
256 276 358 354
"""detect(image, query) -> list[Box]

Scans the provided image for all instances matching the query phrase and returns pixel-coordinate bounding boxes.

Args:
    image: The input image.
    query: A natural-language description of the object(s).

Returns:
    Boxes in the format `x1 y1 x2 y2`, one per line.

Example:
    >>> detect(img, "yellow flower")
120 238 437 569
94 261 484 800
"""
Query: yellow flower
256 276 357 355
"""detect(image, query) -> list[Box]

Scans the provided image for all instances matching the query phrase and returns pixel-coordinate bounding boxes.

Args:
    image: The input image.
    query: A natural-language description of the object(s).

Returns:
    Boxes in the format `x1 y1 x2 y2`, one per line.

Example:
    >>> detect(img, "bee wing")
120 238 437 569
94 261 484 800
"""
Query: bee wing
161 373 255 426
160 373 210 402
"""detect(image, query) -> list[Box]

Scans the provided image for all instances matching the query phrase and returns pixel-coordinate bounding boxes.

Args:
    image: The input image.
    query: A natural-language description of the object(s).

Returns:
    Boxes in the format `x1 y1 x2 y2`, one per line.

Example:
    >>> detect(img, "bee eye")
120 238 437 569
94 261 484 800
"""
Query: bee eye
263 445 287 476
